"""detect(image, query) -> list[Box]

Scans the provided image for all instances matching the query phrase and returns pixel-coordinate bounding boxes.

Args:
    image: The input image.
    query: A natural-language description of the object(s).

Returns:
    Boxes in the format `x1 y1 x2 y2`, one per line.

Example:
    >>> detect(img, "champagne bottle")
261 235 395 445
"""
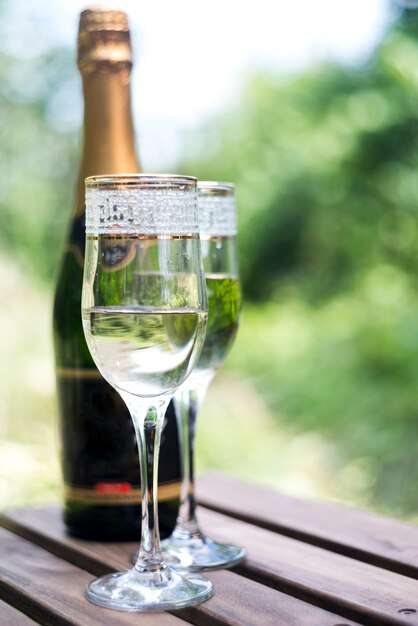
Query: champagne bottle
53 8 180 540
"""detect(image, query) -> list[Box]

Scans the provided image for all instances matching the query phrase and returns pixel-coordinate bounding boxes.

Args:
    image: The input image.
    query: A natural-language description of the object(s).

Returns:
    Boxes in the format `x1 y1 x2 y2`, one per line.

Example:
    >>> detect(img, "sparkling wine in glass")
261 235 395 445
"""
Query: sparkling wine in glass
81 174 213 611
162 182 246 570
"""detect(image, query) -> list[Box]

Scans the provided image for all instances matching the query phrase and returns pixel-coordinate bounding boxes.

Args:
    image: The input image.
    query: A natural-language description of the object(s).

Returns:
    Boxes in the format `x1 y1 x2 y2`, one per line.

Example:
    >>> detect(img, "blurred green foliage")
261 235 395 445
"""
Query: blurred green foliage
3 5 418 516
182 10 418 303
181 8 418 517
0 44 77 281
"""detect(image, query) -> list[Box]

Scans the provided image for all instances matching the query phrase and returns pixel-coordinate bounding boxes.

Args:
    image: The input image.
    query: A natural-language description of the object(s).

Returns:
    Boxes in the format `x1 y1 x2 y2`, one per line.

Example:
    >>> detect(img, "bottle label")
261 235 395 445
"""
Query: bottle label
56 373 180 510
64 480 180 505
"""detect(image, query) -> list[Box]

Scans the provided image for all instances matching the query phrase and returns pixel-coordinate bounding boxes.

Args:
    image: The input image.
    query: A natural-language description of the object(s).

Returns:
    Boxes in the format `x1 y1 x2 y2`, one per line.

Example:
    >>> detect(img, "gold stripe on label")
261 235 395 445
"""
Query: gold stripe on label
56 367 103 380
64 481 180 505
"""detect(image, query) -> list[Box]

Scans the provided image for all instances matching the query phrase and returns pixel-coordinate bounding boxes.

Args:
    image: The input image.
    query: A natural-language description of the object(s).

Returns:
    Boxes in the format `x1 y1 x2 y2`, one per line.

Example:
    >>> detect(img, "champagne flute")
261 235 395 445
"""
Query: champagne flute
81 174 213 611
162 182 246 570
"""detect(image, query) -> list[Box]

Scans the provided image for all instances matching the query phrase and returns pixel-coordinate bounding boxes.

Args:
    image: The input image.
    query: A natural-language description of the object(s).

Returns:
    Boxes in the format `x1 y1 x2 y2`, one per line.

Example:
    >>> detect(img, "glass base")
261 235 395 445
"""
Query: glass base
131 534 246 572
86 566 213 612
163 535 247 571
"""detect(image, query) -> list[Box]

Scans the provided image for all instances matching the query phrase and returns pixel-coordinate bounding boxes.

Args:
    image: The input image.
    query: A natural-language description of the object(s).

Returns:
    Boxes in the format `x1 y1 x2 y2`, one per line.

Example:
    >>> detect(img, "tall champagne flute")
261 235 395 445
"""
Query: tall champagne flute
162 182 246 570
81 174 213 611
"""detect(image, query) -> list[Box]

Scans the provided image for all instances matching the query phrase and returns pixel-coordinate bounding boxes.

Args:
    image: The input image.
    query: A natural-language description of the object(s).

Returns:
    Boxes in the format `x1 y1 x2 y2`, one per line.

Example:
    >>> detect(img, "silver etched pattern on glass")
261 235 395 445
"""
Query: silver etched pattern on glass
86 178 199 236
197 189 237 237
81 174 213 612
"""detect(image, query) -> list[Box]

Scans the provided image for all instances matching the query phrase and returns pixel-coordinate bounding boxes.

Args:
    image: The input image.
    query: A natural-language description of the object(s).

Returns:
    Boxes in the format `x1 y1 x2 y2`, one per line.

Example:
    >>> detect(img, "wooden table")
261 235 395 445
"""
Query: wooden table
1 473 418 625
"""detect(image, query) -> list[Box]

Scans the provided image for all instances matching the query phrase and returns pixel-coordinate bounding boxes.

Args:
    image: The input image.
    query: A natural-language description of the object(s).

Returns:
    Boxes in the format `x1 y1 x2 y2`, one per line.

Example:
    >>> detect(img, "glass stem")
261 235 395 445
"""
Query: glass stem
173 376 213 537
121 392 171 572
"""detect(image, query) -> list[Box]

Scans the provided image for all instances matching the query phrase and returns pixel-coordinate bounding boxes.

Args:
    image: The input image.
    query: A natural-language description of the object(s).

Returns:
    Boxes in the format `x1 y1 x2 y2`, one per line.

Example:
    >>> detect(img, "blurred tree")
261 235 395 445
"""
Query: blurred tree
0 39 78 282
181 6 418 302
178 5 418 518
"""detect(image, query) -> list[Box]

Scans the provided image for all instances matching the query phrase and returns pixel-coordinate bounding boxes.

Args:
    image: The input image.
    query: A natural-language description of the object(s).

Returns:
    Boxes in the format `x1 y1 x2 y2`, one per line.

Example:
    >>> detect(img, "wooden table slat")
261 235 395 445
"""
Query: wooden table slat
197 472 418 579
0 506 363 626
179 570 363 626
0 527 184 626
195 507 418 626
0 598 38 625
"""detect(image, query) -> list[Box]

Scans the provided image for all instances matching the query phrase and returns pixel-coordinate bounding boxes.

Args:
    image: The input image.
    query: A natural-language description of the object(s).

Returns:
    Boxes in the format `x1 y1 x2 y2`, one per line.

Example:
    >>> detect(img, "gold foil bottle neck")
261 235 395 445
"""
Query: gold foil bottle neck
79 7 129 32
77 7 132 72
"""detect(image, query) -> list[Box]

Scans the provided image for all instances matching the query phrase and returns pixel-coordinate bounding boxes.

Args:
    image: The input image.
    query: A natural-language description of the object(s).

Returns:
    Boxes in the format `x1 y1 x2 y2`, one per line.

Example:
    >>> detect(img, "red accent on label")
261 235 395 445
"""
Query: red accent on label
95 482 132 494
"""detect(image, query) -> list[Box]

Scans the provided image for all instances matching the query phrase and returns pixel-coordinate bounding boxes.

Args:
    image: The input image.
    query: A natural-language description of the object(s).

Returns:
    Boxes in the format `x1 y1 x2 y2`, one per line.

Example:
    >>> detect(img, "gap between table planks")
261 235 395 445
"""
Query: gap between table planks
0 506 363 626
197 472 418 580
0 598 38 625
2 501 418 625
0 527 183 626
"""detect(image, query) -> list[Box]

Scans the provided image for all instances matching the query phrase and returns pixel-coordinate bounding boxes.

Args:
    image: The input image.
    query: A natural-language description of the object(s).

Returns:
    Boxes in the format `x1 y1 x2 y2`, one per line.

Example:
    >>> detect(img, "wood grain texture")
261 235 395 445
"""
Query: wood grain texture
197 472 418 579
0 506 362 626
0 527 184 626
177 570 362 626
0 599 38 625
196 507 418 626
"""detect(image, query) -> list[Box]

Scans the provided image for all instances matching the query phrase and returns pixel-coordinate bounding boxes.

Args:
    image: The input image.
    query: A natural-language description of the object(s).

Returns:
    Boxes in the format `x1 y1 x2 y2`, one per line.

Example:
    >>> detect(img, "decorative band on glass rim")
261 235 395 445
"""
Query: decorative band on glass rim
85 174 199 236
198 181 237 238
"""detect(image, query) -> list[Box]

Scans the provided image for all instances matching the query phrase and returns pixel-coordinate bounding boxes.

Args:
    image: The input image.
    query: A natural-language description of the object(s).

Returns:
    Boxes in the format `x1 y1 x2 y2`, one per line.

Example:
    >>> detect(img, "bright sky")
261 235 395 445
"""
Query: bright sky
3 0 397 168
